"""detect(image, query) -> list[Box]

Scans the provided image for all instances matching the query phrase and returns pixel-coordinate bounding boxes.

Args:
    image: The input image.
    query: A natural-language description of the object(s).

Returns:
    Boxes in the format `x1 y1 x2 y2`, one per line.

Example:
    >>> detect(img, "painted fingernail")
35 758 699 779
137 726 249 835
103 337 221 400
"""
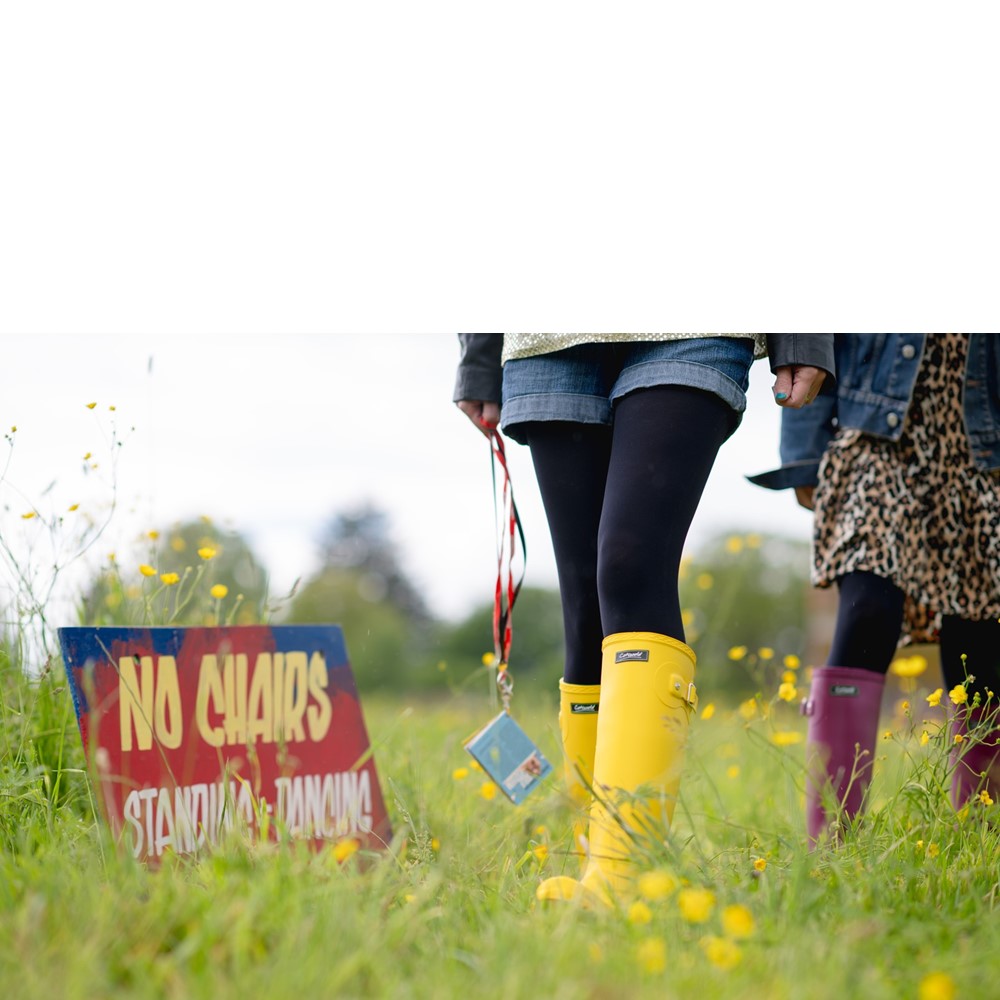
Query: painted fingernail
775 392 788 401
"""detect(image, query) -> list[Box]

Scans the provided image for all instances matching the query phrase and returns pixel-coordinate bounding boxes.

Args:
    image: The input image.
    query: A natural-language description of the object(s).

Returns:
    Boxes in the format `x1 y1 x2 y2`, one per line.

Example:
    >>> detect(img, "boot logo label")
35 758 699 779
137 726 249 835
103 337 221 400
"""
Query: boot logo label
830 684 859 696
570 703 598 714
615 649 649 663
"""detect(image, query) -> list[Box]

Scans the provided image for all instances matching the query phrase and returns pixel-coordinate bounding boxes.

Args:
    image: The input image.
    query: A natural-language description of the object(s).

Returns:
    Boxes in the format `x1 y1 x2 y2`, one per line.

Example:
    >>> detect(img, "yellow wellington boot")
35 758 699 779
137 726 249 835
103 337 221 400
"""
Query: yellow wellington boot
557 680 600 864
537 632 697 908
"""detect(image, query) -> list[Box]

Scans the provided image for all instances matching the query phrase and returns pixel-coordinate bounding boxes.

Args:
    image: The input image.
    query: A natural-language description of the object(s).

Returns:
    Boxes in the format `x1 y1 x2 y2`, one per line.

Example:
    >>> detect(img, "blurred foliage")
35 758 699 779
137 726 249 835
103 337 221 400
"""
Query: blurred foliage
79 518 268 626
428 586 566 690
680 531 810 698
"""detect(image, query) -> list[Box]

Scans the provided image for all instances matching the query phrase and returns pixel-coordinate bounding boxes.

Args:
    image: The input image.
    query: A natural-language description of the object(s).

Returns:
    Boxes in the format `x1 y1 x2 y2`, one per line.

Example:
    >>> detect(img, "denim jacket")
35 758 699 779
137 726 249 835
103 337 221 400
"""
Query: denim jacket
748 333 1000 490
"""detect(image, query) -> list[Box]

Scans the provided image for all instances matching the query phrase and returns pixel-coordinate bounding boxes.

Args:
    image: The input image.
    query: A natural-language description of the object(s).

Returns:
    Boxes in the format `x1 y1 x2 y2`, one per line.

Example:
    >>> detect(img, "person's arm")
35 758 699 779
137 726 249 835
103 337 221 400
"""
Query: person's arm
746 380 838 498
453 333 503 436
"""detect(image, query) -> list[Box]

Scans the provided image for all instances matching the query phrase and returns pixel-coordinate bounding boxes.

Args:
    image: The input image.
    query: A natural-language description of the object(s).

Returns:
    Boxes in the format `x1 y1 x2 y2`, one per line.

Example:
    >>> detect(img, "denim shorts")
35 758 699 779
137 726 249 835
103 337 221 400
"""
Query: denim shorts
500 337 756 444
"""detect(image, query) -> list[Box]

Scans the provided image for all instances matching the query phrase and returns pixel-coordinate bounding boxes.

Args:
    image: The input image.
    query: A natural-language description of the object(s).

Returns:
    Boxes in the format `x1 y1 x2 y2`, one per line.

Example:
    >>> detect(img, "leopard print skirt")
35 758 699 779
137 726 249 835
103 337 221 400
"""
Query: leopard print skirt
813 333 1000 644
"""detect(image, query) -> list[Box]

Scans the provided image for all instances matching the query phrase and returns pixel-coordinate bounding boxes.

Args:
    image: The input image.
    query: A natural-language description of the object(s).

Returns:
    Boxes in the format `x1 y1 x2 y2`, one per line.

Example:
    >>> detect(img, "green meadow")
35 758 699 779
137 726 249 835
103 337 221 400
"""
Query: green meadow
1 652 995 1000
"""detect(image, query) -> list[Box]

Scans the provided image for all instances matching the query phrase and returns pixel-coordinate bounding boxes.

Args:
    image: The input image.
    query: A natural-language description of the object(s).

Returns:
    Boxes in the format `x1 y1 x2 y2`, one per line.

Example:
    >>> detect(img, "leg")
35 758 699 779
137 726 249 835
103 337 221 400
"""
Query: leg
524 421 610 858
539 386 735 904
803 571 903 846
524 421 611 686
598 385 736 637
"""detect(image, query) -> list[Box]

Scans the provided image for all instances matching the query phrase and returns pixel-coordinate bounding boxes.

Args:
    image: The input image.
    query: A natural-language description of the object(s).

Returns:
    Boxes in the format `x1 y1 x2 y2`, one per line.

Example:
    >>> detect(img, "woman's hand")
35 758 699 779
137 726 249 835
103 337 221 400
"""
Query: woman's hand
772 365 826 408
456 399 500 437
794 485 816 511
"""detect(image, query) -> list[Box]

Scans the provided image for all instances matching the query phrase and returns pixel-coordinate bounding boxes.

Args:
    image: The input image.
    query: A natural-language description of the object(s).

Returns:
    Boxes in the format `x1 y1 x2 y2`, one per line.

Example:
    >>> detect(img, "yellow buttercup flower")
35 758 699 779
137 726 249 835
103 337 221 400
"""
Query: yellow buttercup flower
782 671 797 684
147 530 160 540
725 535 744 554
700 935 742 970
918 971 956 1000
68 503 80 512
979 790 994 806
639 870 678 901
636 938 667 974
452 768 469 781
210 584 228 599
480 652 496 666
86 402 97 409
778 682 798 702
948 684 968 705
479 782 498 801
783 654 801 670
953 734 964 745
677 887 715 924
198 546 217 560
696 572 714 591
771 731 803 747
160 573 180 586
758 647 774 661
331 838 360 863
681 609 695 628
926 688 943 707
726 765 740 779
920 731 930 746
139 564 157 577
926 843 940 858
753 858 767 872
738 697 758 720
700 703 716 720
627 901 653 925
21 512 36 520
532 844 549 864
721 903 755 939
891 655 928 678
727 645 748 661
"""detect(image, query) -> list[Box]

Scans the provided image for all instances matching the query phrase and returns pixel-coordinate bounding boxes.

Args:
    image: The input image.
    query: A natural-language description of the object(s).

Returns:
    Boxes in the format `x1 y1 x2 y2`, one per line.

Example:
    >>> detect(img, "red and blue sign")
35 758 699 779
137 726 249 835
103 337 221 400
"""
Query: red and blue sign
59 625 391 863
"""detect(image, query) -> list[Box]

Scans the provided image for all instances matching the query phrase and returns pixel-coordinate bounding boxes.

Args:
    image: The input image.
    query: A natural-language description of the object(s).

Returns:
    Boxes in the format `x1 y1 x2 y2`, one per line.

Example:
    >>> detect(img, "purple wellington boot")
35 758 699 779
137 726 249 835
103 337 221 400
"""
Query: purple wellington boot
950 706 1000 809
801 666 886 847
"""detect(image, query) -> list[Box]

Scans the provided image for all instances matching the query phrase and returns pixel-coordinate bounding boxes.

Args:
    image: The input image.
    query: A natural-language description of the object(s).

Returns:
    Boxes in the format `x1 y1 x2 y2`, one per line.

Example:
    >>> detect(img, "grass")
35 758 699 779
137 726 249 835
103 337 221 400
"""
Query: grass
0 657 997 1000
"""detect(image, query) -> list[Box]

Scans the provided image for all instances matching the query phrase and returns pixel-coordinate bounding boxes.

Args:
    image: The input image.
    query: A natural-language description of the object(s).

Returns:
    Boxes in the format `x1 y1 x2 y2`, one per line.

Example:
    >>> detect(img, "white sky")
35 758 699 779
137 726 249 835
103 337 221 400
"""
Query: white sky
0 333 814 622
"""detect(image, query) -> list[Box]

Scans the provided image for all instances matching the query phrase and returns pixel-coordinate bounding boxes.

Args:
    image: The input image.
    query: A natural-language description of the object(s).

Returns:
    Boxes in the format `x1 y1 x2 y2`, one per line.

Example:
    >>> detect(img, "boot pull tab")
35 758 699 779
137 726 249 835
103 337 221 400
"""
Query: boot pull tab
653 666 697 711
671 673 698 711
801 696 815 717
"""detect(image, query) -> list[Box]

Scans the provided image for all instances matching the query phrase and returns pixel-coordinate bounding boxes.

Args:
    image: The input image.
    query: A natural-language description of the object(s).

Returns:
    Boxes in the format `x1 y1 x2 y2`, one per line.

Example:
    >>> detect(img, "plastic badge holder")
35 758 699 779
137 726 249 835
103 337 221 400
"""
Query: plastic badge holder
464 711 553 804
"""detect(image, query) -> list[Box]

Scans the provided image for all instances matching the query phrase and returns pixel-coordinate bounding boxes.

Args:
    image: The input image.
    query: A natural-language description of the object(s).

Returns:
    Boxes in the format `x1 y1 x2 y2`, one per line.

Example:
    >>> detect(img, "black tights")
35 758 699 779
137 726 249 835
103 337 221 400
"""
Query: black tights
524 386 737 686
829 570 999 696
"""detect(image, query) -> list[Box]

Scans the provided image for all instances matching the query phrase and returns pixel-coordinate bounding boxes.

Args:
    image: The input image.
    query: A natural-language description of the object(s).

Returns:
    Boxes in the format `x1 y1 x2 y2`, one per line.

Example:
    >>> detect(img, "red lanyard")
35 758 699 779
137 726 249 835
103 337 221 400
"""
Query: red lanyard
488 429 525 711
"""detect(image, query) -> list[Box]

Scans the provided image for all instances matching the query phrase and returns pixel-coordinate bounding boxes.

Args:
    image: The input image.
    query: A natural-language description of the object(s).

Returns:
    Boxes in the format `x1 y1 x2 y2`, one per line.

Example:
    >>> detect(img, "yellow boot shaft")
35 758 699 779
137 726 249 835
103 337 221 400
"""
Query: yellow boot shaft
537 632 697 907
558 680 600 857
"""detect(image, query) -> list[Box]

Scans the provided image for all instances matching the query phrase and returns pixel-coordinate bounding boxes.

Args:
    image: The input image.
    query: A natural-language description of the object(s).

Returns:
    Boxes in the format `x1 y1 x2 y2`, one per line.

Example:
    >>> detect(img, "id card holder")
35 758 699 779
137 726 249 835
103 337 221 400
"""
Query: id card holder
464 711 553 804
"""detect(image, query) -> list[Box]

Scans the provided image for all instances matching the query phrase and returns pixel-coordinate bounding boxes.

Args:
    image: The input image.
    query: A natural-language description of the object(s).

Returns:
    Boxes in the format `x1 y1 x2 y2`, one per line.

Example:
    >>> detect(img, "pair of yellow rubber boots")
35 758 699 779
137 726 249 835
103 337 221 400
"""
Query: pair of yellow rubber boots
539 631 697 906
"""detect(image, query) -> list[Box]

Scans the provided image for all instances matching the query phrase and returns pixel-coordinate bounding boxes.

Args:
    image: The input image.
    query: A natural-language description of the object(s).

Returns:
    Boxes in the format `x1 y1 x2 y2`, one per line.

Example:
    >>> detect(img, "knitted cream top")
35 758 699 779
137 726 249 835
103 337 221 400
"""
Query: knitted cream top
502 333 767 363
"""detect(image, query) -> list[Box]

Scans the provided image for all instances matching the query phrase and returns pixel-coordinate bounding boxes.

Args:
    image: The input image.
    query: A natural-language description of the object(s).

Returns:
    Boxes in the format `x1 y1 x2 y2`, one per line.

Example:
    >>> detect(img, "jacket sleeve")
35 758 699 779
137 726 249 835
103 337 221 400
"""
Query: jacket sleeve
747 383 838 490
764 333 836 382
453 333 503 403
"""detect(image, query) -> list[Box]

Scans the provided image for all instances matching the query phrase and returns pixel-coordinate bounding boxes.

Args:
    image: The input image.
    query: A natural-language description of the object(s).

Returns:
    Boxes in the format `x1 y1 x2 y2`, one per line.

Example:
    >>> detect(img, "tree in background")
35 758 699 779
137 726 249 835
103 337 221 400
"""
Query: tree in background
284 502 436 691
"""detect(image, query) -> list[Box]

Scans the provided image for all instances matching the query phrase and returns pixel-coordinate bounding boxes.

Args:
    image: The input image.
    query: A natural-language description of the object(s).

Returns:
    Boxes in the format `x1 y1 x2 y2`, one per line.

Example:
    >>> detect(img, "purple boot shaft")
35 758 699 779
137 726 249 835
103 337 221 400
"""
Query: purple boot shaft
801 666 885 846
950 704 1000 809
